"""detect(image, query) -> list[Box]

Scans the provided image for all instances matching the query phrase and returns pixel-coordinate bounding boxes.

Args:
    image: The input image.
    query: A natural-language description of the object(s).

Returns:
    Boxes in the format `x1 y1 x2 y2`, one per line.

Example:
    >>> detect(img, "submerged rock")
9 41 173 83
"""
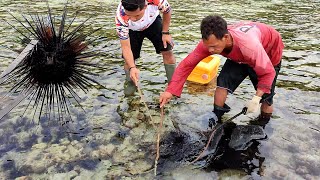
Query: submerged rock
200 125 224 159
144 120 269 176
202 123 267 175
159 131 202 162
229 125 266 150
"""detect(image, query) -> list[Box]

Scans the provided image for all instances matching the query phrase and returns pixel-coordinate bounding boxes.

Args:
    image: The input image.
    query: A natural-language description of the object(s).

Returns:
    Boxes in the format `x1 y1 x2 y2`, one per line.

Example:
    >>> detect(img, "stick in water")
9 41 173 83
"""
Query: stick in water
135 83 164 175
154 107 164 176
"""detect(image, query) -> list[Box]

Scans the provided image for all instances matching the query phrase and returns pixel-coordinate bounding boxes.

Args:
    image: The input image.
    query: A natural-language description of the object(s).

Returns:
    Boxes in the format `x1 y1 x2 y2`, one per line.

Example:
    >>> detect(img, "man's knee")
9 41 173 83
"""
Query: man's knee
261 103 273 114
214 87 228 106
161 50 175 64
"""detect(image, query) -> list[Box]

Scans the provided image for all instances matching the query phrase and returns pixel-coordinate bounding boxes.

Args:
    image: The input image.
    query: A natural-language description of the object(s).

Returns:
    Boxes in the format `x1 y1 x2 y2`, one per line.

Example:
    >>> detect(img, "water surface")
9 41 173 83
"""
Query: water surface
0 0 319 179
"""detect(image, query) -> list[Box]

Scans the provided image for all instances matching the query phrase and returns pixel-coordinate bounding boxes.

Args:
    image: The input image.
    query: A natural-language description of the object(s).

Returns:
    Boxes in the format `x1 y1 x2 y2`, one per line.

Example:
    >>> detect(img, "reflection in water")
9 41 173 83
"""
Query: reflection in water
186 78 217 96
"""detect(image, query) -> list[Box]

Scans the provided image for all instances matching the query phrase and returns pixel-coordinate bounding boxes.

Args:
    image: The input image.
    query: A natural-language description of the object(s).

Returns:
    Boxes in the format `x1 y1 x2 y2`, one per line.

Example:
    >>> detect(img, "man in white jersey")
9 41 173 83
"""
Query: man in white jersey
115 0 176 96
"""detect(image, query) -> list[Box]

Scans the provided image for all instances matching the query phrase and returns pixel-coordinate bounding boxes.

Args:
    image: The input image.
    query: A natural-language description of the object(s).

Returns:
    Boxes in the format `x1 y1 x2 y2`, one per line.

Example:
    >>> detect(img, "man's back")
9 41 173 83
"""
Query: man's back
225 21 284 66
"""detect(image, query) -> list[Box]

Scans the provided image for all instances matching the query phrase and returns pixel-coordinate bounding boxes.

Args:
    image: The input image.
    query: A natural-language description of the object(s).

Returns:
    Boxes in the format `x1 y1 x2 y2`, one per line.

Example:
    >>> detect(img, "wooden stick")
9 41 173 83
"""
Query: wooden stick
135 84 164 175
154 106 164 176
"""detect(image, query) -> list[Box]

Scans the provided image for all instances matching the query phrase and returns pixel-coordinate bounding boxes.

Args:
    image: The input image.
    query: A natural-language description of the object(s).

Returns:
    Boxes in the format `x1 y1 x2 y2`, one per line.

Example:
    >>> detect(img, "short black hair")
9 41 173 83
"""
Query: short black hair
200 15 228 40
122 0 145 11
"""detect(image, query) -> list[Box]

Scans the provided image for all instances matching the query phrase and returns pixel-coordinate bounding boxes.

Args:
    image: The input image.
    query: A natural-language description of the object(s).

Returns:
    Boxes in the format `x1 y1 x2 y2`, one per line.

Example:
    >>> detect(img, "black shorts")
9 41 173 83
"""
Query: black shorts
129 15 173 60
217 59 281 105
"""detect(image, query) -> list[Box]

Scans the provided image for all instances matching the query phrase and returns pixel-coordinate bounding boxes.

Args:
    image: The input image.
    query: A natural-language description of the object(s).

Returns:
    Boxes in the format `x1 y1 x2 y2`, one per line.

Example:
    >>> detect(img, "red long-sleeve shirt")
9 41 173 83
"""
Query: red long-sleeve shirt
166 21 284 97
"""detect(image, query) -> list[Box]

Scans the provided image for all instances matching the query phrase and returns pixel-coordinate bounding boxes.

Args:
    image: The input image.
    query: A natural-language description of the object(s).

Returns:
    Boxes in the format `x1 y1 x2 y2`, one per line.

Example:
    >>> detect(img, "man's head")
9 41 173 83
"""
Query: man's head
122 0 147 22
200 15 231 54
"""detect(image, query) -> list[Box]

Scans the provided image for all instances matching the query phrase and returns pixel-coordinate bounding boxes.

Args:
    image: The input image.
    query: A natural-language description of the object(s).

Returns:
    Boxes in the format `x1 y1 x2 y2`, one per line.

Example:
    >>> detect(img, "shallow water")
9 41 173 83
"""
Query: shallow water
0 0 319 179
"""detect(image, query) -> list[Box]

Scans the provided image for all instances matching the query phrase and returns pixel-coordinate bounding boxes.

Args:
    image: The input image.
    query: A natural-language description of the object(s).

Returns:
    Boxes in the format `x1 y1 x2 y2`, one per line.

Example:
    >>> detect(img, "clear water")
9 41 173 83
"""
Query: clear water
0 0 319 179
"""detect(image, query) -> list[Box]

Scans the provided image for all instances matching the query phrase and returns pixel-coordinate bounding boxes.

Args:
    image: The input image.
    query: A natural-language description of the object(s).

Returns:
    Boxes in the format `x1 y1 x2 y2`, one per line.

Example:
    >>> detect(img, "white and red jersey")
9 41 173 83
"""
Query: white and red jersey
115 0 171 40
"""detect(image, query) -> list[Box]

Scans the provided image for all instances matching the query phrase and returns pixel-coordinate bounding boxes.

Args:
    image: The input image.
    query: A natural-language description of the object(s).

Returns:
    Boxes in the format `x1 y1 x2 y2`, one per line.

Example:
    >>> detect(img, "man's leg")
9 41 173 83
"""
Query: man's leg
253 103 273 127
261 103 273 114
162 50 176 82
213 60 249 122
214 87 228 107
145 15 176 83
212 87 230 123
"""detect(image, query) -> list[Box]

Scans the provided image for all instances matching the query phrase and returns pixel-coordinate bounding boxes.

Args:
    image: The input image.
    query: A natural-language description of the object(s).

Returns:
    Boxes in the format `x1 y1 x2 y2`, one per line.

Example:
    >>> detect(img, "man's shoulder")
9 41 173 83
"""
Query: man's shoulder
147 0 157 4
115 3 129 24
147 0 169 6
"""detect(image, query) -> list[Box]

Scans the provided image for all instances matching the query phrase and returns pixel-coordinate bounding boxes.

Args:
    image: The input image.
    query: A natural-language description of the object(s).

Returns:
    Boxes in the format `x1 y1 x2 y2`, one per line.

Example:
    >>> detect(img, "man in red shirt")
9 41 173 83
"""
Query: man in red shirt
159 15 284 124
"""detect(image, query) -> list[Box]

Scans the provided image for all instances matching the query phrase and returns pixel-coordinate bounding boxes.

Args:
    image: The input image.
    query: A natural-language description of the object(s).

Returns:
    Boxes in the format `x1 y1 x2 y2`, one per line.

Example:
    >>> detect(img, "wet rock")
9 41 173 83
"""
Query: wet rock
171 165 219 180
136 112 145 120
101 160 112 169
272 167 289 179
73 169 96 179
50 144 67 154
70 140 79 146
295 154 320 176
16 131 30 144
49 170 78 180
91 150 100 159
0 129 4 137
90 171 109 180
73 165 82 174
157 131 204 164
67 144 82 158
296 165 309 175
59 138 71 146
201 126 224 158
19 150 51 174
113 140 145 163
117 130 127 139
99 144 115 157
126 160 152 175
31 143 47 149
123 118 140 128
229 125 266 150
15 176 32 180
193 122 268 175
20 164 46 174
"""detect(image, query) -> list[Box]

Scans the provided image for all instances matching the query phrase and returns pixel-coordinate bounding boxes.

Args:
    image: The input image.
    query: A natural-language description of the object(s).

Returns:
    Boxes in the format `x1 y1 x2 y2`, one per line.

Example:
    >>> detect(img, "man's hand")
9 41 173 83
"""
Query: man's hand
245 95 262 114
159 91 173 108
162 34 174 49
129 67 139 86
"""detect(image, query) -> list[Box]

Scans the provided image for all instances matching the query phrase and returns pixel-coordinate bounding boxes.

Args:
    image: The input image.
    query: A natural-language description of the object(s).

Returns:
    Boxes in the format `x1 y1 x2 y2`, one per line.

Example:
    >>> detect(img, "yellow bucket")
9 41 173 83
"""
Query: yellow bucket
187 55 220 84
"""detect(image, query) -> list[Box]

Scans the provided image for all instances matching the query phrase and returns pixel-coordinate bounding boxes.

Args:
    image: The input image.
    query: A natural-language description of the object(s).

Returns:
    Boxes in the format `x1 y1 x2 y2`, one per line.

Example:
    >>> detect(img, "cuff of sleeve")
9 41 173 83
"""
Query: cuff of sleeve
166 87 181 98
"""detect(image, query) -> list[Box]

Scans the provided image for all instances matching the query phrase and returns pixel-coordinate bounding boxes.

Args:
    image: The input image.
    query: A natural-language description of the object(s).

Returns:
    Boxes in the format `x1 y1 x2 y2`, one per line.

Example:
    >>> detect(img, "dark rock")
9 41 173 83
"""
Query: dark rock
229 125 266 150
